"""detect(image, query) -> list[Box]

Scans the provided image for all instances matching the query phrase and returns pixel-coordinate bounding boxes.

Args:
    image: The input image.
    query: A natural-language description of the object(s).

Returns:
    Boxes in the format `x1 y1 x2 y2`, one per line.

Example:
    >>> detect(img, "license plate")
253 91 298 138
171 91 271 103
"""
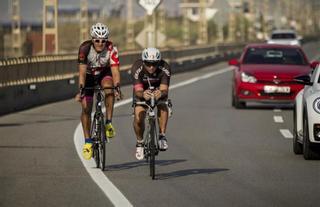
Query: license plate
264 86 290 93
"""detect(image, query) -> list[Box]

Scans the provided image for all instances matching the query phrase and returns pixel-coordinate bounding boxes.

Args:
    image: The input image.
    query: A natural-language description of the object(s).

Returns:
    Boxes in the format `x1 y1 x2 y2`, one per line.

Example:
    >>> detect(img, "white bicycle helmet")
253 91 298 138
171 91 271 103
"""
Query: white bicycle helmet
90 22 109 39
141 47 161 62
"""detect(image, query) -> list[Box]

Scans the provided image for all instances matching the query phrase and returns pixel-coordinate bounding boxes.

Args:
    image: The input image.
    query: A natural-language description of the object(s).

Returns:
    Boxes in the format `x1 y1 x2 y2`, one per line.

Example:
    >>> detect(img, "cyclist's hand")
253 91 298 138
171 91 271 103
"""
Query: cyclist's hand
75 87 85 102
114 86 123 100
75 93 82 102
143 90 152 100
154 89 162 100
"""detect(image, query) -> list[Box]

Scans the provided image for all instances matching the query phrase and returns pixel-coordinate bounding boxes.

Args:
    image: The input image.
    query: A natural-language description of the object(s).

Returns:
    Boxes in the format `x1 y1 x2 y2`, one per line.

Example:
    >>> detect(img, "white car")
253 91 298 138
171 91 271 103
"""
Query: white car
267 30 302 46
293 61 320 159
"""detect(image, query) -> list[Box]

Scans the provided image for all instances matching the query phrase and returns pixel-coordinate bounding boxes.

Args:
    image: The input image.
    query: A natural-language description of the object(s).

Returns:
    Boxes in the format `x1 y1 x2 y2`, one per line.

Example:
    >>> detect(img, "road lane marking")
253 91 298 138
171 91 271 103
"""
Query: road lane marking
280 129 293 139
273 109 282 112
170 67 233 89
73 126 133 207
73 66 233 206
273 116 284 123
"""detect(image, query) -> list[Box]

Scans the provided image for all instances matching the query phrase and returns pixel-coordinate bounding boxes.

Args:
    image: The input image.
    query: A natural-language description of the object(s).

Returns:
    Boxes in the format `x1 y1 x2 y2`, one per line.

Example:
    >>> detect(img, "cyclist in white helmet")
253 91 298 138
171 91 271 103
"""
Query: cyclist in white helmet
131 47 171 160
75 22 122 160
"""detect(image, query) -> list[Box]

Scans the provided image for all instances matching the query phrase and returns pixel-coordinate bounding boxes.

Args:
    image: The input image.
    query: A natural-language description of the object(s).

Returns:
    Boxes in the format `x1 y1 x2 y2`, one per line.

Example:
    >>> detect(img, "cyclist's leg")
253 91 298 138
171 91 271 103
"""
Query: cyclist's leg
134 104 146 160
81 76 94 159
81 75 94 140
81 96 93 139
157 103 169 150
157 104 168 135
133 105 146 141
101 71 116 138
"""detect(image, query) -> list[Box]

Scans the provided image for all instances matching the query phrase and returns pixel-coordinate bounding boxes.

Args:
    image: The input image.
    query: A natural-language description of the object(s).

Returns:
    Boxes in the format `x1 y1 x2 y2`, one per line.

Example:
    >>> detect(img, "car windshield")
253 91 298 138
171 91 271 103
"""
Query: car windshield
243 47 308 65
271 33 296 39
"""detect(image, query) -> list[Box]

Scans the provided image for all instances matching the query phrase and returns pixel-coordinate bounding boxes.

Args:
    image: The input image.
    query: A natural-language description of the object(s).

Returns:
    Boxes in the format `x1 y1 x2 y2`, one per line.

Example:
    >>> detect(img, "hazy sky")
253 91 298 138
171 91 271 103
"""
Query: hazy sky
0 0 180 23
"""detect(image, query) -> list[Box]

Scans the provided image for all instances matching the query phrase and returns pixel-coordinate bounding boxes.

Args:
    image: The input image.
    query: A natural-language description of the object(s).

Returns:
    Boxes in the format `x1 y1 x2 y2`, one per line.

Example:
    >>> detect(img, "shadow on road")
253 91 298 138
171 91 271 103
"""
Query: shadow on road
234 103 294 111
157 168 229 180
107 159 187 171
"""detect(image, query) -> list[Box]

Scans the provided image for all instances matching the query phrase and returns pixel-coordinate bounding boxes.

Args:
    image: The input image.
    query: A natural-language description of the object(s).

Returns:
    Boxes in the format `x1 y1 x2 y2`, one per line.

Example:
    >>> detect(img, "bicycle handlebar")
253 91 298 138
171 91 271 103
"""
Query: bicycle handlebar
135 99 171 108
83 86 115 90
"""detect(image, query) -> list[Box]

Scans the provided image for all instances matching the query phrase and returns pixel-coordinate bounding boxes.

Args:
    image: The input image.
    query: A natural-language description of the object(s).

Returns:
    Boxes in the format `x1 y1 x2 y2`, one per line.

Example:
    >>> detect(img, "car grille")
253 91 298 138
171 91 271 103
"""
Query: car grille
257 80 296 85
260 91 294 97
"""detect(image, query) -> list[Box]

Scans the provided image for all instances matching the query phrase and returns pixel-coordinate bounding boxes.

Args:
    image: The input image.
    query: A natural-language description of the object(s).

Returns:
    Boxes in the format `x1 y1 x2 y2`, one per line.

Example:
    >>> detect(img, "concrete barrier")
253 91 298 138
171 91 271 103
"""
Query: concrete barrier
0 45 242 116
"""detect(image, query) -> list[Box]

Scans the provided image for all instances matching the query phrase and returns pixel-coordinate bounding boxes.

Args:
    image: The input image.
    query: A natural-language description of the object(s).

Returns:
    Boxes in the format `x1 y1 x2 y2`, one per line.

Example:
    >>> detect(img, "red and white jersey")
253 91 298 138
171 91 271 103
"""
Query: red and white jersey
78 40 119 75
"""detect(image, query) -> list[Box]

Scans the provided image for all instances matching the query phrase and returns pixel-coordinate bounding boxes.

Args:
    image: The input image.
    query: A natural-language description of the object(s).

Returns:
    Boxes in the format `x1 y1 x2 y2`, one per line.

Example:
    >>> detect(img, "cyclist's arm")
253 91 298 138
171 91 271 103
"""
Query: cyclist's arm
77 42 90 89
158 84 169 99
111 65 120 86
109 45 120 87
134 89 144 99
134 85 152 100
78 64 87 89
157 63 170 99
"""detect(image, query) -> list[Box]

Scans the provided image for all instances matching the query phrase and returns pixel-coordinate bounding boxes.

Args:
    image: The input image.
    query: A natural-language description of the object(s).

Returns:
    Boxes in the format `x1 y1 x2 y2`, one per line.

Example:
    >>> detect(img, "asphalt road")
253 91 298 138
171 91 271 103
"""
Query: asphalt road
0 42 320 207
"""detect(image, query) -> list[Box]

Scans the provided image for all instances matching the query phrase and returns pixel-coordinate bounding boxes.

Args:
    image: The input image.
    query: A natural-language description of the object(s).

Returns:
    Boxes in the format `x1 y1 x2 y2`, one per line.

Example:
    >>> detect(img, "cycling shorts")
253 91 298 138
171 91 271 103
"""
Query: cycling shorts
83 69 113 101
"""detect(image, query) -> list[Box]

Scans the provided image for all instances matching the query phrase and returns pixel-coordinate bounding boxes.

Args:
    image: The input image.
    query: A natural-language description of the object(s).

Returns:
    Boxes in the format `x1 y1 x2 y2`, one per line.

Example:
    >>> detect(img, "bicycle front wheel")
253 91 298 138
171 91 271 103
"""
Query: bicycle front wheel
149 119 156 180
90 115 100 168
99 119 106 171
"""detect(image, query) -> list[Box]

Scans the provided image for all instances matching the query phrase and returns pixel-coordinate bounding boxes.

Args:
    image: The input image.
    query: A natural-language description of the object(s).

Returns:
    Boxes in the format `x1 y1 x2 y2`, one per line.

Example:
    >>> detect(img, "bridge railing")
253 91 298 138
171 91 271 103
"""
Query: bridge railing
0 42 245 88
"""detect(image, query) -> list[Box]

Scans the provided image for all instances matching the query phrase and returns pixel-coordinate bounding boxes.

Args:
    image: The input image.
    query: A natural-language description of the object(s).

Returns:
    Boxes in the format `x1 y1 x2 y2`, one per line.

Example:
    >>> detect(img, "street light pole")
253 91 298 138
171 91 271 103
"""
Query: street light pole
197 0 208 45
126 0 135 50
11 0 22 57
80 0 89 43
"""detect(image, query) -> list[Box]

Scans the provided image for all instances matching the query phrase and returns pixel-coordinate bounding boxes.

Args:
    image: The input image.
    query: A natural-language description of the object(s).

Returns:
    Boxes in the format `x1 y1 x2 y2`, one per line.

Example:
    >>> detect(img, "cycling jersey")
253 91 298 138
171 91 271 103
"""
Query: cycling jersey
78 40 120 99
78 40 119 76
131 59 171 92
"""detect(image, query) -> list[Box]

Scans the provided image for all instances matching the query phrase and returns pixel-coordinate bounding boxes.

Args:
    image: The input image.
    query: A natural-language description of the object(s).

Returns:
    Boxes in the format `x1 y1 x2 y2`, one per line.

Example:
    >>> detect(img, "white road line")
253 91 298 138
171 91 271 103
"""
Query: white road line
273 109 282 113
73 66 233 206
73 126 133 207
273 116 284 123
170 67 233 89
280 129 293 139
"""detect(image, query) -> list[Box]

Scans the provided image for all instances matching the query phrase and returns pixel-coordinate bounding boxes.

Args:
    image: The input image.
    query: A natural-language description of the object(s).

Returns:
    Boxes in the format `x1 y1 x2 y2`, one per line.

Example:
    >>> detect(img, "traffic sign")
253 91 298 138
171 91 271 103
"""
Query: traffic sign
135 25 166 48
138 0 162 15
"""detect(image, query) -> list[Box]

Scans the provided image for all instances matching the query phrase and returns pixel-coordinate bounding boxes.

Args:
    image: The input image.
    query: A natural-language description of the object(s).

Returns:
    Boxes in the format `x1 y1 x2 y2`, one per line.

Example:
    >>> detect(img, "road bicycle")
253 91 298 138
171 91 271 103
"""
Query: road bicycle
85 85 115 171
135 89 172 179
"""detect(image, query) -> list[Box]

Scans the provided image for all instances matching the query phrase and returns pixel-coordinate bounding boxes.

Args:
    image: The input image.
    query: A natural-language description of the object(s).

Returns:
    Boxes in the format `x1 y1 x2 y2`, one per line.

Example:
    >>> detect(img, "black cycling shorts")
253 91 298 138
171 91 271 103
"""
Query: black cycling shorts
83 69 112 98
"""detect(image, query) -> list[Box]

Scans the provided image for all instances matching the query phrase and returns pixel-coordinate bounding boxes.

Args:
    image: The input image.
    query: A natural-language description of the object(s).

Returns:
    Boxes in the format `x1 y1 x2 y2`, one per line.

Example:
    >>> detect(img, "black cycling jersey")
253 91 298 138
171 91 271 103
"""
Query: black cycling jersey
131 59 171 91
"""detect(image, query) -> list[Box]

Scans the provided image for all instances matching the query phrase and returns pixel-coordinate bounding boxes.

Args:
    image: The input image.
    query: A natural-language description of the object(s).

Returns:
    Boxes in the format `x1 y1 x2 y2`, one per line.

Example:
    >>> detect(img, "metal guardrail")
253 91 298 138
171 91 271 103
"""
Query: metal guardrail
0 43 245 88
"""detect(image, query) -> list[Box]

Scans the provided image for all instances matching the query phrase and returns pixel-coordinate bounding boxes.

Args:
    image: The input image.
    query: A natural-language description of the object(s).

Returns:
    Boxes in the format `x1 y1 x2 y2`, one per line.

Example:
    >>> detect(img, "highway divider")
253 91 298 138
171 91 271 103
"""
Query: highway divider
0 43 244 116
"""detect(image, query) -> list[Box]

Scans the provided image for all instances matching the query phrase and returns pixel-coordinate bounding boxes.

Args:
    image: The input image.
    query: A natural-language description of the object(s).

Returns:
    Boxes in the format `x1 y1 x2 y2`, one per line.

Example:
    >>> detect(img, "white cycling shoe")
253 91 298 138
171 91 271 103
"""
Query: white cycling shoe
158 136 168 151
135 143 144 160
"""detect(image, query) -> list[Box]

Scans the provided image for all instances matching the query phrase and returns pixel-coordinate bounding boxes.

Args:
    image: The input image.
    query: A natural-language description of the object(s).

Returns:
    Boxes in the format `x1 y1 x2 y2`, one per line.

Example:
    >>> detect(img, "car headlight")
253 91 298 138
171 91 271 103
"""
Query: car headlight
313 97 320 114
241 72 257 83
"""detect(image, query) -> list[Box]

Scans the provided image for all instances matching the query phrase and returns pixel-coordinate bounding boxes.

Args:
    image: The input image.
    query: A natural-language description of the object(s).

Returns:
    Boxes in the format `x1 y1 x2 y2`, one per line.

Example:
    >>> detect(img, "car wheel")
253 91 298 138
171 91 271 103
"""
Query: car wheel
232 88 246 109
303 112 319 160
234 96 246 109
293 105 302 154
231 88 235 107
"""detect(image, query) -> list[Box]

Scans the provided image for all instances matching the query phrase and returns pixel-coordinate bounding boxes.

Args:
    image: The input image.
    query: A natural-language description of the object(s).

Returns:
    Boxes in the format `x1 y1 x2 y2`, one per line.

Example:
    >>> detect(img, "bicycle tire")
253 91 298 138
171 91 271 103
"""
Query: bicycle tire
90 114 100 168
149 119 156 180
99 117 106 171
93 144 100 168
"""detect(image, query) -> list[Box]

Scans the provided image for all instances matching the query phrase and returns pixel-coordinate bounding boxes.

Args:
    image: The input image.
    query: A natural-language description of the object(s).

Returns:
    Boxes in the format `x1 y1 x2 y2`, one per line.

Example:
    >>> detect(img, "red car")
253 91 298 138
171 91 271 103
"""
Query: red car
229 43 318 108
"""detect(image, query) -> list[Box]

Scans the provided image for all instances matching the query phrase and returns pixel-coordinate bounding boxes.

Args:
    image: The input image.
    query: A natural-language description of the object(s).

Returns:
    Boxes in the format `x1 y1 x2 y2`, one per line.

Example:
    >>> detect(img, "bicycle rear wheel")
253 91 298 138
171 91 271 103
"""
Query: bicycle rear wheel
149 119 156 180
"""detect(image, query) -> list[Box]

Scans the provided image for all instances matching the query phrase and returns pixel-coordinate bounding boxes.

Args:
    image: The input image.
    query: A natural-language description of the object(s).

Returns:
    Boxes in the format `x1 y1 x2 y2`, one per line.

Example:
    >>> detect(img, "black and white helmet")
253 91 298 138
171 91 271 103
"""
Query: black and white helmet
90 23 109 39
141 48 161 62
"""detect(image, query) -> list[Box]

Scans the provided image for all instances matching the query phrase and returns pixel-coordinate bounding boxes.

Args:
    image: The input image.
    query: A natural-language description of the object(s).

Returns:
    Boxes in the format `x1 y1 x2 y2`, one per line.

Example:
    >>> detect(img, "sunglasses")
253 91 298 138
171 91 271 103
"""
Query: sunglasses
144 61 158 67
93 39 107 44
